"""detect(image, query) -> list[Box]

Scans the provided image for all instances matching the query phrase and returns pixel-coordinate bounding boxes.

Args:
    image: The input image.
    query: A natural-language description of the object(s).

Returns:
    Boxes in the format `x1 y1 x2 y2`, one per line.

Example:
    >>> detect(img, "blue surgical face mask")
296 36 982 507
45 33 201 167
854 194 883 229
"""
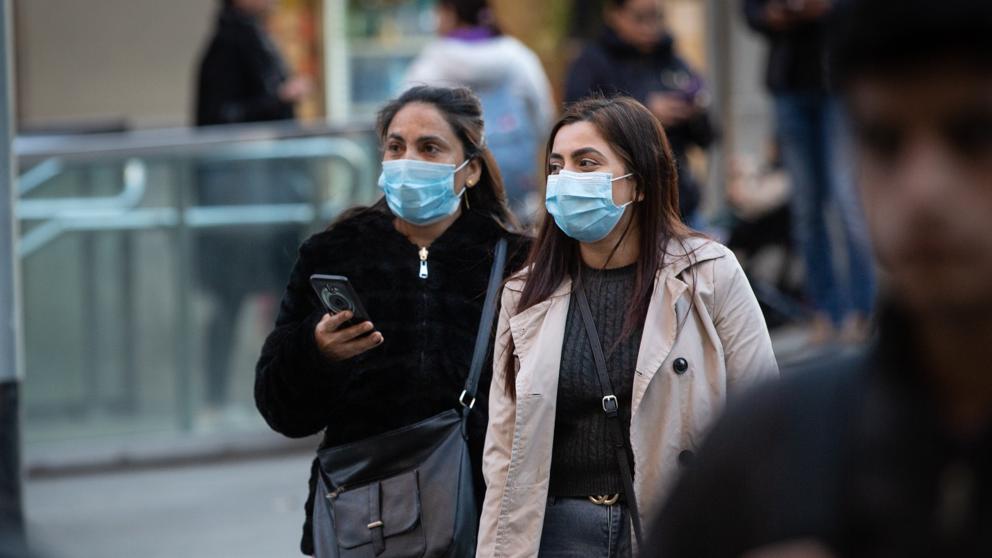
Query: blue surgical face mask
545 169 635 243
378 158 470 226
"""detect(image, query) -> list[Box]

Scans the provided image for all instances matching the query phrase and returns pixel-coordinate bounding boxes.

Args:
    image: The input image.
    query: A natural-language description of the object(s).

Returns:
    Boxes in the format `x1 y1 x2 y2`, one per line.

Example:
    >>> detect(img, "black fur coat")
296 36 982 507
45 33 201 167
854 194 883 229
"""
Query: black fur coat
255 206 529 554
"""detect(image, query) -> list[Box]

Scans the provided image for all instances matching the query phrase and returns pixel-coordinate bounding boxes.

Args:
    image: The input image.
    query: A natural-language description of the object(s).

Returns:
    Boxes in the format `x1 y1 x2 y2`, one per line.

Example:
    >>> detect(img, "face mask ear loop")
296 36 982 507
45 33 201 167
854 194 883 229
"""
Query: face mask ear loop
453 158 473 197
610 172 637 207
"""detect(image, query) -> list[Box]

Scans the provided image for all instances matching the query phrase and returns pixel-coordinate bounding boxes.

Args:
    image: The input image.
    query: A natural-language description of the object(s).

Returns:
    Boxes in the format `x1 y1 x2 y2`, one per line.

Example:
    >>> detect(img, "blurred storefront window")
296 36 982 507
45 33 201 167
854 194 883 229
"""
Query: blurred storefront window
342 0 436 118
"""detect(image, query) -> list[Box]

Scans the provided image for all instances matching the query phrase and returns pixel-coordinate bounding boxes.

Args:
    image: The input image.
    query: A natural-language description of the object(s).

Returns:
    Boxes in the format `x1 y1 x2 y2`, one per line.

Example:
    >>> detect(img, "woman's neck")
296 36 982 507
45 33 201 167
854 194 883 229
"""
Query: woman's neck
579 219 640 269
393 208 462 248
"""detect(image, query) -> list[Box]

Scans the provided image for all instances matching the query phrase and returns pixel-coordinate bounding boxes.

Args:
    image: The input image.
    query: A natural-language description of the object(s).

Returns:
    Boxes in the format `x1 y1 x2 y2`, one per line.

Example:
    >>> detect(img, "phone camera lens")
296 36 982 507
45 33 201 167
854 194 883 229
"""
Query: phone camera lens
321 287 353 313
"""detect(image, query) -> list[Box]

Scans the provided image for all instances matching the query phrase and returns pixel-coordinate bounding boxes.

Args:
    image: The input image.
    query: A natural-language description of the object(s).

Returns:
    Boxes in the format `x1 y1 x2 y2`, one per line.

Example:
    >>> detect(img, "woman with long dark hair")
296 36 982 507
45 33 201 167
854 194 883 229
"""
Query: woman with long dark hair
255 86 529 556
477 97 777 557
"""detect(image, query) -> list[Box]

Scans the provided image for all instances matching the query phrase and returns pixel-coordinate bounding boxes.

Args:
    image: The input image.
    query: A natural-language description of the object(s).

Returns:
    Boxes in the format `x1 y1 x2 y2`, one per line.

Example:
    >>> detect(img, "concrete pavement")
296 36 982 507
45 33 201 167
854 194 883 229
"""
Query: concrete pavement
25 452 314 558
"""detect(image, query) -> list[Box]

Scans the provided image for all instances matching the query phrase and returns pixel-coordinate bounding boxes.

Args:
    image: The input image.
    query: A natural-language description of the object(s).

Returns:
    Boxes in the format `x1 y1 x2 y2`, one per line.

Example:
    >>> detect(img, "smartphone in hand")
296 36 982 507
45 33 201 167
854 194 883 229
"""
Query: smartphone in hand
309 275 372 329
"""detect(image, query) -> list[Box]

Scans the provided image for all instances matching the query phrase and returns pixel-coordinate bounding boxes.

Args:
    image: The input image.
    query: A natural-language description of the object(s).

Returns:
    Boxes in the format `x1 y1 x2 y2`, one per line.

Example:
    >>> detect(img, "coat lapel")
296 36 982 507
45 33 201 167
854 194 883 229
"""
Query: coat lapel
631 239 727 417
631 271 685 416
507 278 572 398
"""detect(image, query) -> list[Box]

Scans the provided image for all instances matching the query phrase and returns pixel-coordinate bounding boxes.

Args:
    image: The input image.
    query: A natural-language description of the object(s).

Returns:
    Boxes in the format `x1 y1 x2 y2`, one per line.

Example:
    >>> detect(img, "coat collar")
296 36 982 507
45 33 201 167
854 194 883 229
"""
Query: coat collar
631 237 726 414
505 236 724 298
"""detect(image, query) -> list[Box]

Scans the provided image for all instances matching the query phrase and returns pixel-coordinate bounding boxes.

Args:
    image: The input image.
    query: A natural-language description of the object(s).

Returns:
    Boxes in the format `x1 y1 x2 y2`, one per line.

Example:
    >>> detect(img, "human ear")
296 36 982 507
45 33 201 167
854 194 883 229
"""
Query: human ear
466 158 483 188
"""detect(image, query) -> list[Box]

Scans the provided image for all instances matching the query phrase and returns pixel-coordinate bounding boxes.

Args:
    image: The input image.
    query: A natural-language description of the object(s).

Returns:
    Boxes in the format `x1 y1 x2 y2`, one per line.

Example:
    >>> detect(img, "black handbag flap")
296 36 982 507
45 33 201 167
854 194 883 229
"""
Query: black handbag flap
318 409 462 489
331 470 422 549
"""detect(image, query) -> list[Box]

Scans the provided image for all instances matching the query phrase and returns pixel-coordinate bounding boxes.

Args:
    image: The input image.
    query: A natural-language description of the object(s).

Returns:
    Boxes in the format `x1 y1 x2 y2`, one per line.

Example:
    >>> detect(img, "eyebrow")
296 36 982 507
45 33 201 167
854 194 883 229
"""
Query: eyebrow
549 147 606 160
386 133 450 146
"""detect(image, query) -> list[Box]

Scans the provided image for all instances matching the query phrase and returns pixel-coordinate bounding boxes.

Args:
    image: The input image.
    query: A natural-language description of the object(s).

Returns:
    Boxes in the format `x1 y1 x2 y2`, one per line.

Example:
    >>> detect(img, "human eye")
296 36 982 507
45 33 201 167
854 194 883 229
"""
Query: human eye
946 113 992 161
855 121 903 165
578 158 601 170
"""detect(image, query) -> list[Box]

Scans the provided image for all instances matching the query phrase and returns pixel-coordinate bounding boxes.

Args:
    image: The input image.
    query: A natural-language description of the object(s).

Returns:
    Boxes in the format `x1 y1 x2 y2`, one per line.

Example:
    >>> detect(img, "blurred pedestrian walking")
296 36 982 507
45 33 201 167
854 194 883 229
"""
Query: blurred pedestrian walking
744 0 874 345
404 0 555 223
194 0 313 417
565 0 716 224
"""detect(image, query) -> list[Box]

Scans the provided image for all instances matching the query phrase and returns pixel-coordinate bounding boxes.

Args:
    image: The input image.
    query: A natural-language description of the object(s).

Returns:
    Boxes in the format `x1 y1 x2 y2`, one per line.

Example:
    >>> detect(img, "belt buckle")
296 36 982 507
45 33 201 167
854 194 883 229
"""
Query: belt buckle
587 494 620 506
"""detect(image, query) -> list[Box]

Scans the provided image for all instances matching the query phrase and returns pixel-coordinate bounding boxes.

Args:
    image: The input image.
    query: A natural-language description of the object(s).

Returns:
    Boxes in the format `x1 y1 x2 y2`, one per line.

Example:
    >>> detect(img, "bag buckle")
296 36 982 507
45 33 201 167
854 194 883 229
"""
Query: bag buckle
459 390 476 409
602 395 619 416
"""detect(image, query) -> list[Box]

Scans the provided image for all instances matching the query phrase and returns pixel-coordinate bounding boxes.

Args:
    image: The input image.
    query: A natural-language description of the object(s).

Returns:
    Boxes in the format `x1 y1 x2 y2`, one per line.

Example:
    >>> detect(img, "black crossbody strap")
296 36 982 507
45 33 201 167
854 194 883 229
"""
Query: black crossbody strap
575 285 645 549
459 238 508 410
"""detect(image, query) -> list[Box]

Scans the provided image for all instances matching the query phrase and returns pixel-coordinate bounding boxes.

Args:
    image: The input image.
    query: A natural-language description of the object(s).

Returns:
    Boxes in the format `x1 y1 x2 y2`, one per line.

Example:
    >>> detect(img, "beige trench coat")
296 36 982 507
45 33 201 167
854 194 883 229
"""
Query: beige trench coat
477 238 779 557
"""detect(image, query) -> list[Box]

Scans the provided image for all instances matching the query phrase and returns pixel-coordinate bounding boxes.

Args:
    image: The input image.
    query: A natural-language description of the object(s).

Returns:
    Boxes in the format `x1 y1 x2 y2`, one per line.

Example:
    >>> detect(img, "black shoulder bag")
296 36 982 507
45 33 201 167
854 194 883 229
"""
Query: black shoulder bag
311 238 507 558
575 285 645 549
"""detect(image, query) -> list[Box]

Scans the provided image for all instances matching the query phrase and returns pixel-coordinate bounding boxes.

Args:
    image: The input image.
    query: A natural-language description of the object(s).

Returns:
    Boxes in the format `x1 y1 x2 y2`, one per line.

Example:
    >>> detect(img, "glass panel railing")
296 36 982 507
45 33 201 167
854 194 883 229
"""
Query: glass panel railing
16 123 380 452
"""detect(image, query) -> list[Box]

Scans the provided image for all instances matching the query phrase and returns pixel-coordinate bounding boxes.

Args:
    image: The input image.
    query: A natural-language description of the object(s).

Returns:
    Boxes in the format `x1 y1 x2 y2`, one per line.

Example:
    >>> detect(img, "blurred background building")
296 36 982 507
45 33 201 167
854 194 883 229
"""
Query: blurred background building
5 1 797 556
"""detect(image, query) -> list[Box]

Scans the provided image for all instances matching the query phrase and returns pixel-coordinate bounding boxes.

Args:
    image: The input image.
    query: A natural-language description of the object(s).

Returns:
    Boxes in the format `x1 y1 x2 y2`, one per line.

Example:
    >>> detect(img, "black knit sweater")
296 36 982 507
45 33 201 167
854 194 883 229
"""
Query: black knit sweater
254 205 529 555
549 264 643 498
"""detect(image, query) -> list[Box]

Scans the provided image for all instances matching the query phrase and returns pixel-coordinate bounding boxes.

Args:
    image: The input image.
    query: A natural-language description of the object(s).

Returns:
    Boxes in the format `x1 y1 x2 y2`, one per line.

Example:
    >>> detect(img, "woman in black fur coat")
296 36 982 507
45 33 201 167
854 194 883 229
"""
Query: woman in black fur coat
254 86 530 555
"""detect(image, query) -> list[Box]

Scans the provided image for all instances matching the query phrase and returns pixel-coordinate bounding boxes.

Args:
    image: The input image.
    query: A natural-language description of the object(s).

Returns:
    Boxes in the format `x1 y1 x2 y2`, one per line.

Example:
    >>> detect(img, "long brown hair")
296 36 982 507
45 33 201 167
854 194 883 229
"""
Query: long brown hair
333 86 519 231
504 96 693 395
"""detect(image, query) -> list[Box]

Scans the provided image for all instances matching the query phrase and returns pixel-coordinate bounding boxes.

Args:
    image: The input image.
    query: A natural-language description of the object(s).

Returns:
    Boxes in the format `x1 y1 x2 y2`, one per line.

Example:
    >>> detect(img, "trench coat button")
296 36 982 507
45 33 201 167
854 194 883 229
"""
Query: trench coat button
678 449 695 467
673 357 689 374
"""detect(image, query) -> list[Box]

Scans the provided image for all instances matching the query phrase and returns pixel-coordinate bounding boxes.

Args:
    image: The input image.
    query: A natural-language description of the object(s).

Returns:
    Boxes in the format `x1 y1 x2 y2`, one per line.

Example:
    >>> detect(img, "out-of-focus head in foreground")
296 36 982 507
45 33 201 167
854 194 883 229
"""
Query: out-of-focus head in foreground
832 0 992 320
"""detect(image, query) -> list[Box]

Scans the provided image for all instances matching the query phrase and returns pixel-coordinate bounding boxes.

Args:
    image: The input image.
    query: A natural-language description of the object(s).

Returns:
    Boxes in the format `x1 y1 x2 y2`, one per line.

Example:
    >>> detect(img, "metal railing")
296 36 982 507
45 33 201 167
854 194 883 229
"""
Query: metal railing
16 121 380 439
17 136 374 257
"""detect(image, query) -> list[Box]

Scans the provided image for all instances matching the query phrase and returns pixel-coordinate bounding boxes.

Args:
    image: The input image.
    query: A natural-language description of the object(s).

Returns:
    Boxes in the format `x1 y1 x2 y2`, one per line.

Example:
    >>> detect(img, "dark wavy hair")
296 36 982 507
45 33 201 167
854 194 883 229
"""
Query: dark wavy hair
503 96 696 395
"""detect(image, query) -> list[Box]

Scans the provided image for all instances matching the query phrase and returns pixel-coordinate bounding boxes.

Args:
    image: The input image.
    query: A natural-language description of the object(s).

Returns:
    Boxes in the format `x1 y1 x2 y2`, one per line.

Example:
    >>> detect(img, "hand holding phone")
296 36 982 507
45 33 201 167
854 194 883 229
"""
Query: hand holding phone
310 274 382 361
314 311 383 362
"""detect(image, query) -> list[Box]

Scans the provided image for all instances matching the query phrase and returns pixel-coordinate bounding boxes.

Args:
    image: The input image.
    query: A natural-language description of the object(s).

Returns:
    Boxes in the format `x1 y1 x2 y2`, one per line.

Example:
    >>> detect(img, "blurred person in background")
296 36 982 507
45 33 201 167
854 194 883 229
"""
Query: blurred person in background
724 139 806 329
649 1 992 555
745 0 874 345
196 0 311 126
564 0 716 225
255 86 529 556
194 0 313 417
478 97 776 557
404 0 556 223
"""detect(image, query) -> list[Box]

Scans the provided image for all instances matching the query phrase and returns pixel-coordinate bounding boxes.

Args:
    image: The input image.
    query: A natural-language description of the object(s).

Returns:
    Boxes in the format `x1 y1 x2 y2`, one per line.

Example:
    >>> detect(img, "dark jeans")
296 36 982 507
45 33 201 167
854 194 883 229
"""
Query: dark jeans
774 93 875 325
538 497 632 557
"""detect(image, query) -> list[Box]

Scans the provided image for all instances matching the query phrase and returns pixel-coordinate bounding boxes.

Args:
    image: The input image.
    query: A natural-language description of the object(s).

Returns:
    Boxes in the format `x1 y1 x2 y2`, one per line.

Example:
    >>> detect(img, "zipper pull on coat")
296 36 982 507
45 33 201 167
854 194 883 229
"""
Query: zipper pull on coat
419 246 429 279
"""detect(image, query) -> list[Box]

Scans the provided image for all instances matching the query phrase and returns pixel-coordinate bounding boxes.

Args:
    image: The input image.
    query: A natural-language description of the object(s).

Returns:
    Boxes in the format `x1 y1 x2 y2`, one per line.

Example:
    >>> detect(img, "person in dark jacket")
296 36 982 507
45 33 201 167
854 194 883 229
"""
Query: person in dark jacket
194 0 312 414
648 1 992 556
254 86 530 555
196 0 310 127
744 0 874 345
565 0 716 222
